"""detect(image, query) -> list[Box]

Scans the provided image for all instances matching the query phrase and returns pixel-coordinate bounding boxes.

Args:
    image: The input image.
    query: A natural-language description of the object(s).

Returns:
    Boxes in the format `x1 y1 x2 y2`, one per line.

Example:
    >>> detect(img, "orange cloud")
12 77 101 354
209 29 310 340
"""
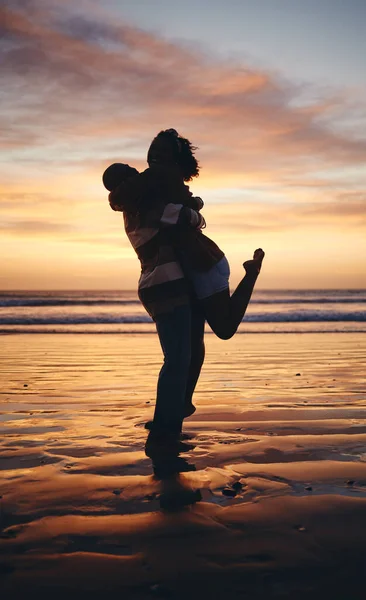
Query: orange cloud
1 0 365 174
1 0 365 290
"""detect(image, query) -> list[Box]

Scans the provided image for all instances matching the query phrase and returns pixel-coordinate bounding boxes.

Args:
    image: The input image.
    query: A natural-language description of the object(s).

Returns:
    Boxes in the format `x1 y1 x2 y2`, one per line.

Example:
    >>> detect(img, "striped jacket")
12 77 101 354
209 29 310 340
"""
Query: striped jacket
109 165 223 318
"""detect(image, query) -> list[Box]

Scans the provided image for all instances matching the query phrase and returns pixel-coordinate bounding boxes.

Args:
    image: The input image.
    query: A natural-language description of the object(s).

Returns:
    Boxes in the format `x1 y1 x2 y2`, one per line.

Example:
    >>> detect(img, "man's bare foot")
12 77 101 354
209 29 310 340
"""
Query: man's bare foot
243 248 265 276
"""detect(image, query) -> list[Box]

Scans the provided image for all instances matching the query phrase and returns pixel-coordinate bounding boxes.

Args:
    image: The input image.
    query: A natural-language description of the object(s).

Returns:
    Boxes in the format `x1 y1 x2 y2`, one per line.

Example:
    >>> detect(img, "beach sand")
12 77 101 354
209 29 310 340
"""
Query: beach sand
1 332 366 599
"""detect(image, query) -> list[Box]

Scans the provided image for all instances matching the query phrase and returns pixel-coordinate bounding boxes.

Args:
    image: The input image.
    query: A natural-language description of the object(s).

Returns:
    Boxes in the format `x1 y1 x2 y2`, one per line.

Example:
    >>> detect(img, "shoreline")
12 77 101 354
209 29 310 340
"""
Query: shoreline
1 332 366 598
1 328 365 335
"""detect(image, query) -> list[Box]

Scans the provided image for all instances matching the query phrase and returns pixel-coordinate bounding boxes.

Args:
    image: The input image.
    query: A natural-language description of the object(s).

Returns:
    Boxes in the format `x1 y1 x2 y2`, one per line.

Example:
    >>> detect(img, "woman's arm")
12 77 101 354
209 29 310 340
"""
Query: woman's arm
108 164 195 213
183 192 204 211
159 203 206 230
109 164 205 232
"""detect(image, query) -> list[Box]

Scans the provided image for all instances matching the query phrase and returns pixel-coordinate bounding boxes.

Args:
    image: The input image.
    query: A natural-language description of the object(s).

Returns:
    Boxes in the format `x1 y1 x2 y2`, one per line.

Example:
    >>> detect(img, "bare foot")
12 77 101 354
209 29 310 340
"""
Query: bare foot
243 248 265 276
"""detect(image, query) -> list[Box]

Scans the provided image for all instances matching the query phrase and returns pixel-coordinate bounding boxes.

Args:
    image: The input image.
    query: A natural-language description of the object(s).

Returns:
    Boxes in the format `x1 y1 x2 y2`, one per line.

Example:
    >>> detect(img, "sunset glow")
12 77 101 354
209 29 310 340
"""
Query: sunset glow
1 0 365 290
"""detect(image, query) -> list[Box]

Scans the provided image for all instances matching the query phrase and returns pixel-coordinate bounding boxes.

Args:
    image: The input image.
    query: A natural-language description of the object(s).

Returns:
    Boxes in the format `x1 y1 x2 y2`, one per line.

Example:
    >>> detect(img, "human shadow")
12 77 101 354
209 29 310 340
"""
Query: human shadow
145 437 202 511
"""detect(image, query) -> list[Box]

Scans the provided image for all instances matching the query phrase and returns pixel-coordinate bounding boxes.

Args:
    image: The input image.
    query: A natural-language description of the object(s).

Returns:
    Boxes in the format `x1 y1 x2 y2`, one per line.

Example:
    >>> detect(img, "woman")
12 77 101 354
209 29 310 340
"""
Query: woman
108 129 264 445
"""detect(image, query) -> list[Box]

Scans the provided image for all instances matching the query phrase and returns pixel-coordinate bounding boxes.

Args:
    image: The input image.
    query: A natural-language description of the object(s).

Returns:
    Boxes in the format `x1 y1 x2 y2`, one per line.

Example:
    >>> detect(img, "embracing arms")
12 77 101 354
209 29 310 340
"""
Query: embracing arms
159 201 205 231
108 163 205 231
108 164 203 213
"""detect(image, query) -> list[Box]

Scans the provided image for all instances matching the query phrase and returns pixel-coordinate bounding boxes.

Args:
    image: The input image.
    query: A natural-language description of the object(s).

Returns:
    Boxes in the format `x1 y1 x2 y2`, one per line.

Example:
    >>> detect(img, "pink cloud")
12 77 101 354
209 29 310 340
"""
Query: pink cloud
1 0 365 263
1 0 365 177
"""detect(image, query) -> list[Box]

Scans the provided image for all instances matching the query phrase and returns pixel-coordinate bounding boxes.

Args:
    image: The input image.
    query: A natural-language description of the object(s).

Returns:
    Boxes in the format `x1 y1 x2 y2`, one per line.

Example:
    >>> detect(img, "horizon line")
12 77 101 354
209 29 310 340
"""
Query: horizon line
1 288 366 293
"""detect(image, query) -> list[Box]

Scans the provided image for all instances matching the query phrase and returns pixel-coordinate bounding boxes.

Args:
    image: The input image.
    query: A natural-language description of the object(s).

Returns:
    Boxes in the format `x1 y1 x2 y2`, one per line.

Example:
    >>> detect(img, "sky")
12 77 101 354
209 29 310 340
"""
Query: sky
1 0 365 290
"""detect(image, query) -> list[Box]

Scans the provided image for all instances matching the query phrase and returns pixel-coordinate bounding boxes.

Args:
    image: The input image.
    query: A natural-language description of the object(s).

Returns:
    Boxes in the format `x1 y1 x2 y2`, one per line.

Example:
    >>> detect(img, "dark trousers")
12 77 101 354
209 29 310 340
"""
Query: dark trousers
152 302 205 436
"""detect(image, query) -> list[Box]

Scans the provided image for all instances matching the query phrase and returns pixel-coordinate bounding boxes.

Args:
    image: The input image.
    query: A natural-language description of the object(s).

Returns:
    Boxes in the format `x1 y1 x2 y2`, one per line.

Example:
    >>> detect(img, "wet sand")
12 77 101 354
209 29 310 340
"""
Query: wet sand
1 332 366 599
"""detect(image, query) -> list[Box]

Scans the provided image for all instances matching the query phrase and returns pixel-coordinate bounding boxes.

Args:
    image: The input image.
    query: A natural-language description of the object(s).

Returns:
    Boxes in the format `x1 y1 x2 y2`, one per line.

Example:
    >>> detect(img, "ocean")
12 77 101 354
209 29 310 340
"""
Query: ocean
0 289 365 334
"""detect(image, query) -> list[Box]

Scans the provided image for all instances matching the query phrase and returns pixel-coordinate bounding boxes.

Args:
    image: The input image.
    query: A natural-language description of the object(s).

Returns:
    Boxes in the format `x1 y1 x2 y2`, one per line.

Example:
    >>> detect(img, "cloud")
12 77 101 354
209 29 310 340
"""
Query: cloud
204 193 366 236
1 0 366 181
0 0 365 291
0 191 74 210
298 194 366 224
0 218 73 235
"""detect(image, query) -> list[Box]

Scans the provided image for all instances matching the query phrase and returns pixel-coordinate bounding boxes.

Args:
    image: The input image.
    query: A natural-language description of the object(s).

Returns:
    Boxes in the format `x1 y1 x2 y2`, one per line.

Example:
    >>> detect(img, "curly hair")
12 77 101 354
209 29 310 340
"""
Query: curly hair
147 128 200 181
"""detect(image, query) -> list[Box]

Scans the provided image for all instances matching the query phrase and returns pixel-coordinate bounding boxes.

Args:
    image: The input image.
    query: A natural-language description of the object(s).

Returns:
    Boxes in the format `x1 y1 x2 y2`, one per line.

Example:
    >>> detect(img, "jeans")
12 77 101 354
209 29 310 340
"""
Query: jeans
152 303 205 436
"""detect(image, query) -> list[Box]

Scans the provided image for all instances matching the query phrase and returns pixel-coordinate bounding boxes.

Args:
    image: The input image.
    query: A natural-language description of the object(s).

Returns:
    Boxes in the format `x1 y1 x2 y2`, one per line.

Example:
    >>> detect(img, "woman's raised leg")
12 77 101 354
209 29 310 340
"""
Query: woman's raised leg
184 301 205 417
202 249 264 340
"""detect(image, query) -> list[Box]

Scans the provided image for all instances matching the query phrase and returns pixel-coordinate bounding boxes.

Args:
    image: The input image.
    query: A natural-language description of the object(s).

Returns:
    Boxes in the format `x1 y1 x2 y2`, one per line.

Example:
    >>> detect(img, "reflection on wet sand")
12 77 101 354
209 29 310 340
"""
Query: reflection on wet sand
1 333 366 598
145 437 202 511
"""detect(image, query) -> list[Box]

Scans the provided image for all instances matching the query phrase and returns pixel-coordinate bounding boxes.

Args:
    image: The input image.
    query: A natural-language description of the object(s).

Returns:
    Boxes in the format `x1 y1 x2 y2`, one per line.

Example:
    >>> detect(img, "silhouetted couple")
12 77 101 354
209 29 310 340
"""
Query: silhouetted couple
104 129 264 447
